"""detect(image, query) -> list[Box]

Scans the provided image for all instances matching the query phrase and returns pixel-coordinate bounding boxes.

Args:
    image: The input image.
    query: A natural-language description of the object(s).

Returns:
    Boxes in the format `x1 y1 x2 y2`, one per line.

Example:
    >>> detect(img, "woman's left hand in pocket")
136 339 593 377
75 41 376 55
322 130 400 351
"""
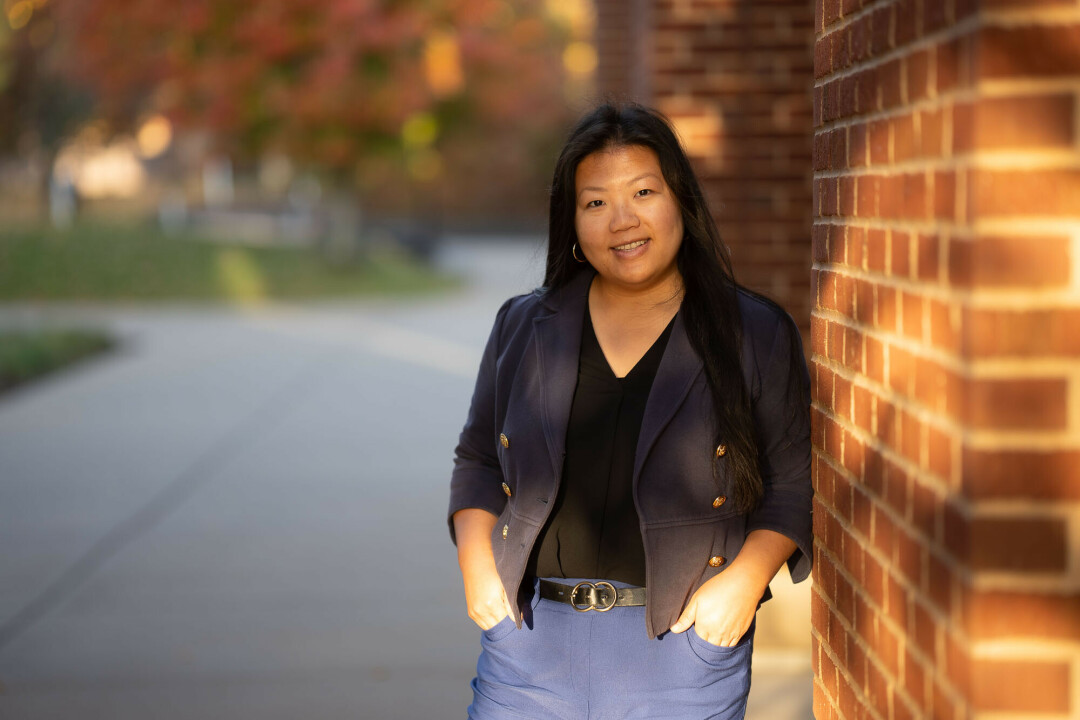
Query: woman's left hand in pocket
668 567 760 647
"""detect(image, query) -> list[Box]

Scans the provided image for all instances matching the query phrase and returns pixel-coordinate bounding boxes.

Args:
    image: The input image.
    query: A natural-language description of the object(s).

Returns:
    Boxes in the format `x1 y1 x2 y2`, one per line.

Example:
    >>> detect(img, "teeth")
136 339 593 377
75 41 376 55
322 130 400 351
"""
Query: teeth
614 239 647 251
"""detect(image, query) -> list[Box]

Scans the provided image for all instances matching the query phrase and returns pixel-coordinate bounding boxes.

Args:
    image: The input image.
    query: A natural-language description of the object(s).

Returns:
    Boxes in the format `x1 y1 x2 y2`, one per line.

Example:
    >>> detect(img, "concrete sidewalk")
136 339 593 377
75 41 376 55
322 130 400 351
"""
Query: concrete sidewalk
0 236 810 719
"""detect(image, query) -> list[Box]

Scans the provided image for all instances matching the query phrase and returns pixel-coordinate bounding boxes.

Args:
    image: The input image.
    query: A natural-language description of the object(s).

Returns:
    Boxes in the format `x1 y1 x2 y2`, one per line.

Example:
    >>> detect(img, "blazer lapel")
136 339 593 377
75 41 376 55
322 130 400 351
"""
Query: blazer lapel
533 271 591 477
633 311 704 482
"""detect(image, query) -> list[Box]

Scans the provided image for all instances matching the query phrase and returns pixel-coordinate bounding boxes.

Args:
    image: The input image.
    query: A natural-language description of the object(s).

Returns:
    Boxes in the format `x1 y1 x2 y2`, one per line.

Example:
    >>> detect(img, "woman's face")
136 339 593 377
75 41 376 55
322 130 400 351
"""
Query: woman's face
574 145 684 297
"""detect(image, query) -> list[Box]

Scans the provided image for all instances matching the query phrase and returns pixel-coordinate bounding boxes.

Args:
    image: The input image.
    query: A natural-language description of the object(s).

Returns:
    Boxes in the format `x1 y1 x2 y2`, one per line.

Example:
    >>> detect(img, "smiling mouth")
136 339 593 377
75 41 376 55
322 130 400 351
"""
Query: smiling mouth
613 239 648 251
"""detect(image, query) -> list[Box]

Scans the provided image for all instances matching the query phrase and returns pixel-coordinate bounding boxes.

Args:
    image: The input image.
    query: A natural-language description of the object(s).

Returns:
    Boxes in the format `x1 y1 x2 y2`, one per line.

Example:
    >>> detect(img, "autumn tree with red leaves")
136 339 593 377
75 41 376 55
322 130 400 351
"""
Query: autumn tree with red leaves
51 0 579 222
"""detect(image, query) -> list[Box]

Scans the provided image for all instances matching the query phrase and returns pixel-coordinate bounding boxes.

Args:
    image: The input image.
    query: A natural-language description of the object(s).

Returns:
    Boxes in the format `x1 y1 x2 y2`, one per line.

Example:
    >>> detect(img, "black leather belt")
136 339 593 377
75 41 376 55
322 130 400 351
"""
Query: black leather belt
538 579 647 612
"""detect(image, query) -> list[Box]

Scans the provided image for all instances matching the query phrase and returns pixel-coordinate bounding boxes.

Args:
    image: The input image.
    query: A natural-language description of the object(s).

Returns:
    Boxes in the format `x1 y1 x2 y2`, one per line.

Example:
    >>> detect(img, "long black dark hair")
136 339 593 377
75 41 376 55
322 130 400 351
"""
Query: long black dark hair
544 102 791 513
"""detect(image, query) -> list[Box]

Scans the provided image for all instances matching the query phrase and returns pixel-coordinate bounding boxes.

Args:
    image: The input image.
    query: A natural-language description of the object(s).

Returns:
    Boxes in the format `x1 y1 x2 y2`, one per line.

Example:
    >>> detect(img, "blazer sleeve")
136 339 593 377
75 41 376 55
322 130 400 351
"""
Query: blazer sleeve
745 312 814 583
447 298 514 545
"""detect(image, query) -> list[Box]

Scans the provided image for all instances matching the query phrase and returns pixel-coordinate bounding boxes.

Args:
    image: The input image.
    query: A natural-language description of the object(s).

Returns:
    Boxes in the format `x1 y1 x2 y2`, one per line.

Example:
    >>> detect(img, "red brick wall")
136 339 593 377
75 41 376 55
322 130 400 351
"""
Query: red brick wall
594 0 816 332
812 0 1080 718
594 0 651 100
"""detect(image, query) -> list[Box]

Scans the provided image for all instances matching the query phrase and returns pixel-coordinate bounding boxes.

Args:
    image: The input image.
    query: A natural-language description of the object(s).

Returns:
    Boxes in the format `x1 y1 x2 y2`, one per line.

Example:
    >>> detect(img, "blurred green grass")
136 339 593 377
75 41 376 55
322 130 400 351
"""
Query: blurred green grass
0 222 459 302
0 329 114 392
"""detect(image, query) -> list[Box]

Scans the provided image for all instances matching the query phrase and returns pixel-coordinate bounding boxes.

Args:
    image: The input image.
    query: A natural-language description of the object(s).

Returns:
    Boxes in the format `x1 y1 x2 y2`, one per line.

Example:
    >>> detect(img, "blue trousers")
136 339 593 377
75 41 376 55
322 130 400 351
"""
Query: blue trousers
469 579 754 720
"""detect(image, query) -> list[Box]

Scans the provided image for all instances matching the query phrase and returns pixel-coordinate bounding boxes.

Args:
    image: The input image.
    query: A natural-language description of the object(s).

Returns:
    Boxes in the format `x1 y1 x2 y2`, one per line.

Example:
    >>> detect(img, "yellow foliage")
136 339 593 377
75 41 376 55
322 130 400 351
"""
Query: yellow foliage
215 248 266 305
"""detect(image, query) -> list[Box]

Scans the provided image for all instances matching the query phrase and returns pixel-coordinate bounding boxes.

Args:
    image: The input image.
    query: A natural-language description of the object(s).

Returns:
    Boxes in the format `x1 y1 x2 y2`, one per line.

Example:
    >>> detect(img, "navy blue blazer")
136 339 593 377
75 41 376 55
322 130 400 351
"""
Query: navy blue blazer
448 269 812 638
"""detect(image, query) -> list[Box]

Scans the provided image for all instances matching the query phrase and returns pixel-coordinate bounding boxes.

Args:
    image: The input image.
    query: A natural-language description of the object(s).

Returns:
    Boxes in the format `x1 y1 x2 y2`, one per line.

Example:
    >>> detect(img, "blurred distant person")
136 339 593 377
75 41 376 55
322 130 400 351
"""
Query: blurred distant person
448 103 812 719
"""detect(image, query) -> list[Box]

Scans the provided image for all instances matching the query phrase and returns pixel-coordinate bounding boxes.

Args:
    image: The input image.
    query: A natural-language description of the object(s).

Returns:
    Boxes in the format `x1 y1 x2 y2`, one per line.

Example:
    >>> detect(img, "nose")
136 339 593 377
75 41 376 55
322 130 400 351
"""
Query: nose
608 201 640 233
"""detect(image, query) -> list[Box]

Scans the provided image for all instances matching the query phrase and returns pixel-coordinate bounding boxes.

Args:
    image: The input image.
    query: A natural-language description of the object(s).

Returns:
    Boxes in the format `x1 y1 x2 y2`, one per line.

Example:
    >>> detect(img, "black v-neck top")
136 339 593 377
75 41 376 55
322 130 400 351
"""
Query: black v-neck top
530 302 676 586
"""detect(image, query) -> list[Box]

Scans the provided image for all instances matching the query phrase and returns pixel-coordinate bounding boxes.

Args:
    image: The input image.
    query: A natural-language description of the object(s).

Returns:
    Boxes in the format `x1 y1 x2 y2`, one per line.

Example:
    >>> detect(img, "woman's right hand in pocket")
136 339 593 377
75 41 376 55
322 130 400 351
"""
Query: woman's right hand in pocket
453 508 515 630
462 563 514 630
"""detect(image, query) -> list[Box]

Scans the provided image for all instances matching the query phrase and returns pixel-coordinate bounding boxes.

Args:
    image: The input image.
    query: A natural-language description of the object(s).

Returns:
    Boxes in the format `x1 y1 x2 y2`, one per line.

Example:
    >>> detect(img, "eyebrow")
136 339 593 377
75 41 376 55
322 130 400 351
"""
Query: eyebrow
577 172 661 199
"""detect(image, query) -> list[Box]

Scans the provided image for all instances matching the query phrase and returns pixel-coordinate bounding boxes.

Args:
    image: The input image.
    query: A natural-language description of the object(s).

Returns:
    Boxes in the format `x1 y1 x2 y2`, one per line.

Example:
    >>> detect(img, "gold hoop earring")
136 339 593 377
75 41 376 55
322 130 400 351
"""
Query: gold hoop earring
572 243 586 263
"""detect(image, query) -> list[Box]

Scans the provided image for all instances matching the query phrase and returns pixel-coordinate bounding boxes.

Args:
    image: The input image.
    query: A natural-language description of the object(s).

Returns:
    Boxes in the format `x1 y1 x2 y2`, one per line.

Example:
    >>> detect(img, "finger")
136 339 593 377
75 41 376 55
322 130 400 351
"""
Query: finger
694 625 723 646
706 627 742 647
470 600 508 629
478 611 507 631
669 603 696 634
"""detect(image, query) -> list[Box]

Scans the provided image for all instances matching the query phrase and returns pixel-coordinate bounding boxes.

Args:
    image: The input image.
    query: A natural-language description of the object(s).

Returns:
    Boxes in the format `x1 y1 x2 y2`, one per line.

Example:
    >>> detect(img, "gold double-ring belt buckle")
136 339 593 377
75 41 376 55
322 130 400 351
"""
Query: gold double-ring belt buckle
570 581 618 612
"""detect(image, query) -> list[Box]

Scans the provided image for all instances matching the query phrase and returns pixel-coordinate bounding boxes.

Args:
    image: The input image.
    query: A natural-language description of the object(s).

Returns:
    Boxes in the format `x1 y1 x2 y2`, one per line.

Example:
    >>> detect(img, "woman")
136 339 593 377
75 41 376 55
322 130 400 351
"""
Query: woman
448 103 812 719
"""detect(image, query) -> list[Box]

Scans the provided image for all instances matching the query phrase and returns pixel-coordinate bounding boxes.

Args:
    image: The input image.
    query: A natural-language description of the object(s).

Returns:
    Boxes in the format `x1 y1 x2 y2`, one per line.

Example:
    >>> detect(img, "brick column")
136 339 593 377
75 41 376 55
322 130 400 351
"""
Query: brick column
812 1 1080 718
594 0 816 331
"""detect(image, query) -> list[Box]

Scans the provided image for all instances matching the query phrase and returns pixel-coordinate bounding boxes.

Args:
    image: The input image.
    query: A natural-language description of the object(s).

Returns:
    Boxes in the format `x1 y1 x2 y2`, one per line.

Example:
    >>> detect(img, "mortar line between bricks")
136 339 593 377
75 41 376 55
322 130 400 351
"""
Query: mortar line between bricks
814 80 1080 142
967 711 1071 720
977 7 1080 27
816 91 976 134
1075 662 1080 720
1072 234 1080 296
964 428 1079 449
963 434 1080 452
932 218 1080 235
976 502 1080 519
972 574 1080 593
962 359 1080 377
815 217 970 235
813 153 1080 178
815 315 1080 377
815 1 884 42
972 78 1080 97
816 80 1080 136
0 349 340 655
1072 368 1080 439
963 569 1080 595
1075 85 1080 159
973 640 1080 660
813 266 971 305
